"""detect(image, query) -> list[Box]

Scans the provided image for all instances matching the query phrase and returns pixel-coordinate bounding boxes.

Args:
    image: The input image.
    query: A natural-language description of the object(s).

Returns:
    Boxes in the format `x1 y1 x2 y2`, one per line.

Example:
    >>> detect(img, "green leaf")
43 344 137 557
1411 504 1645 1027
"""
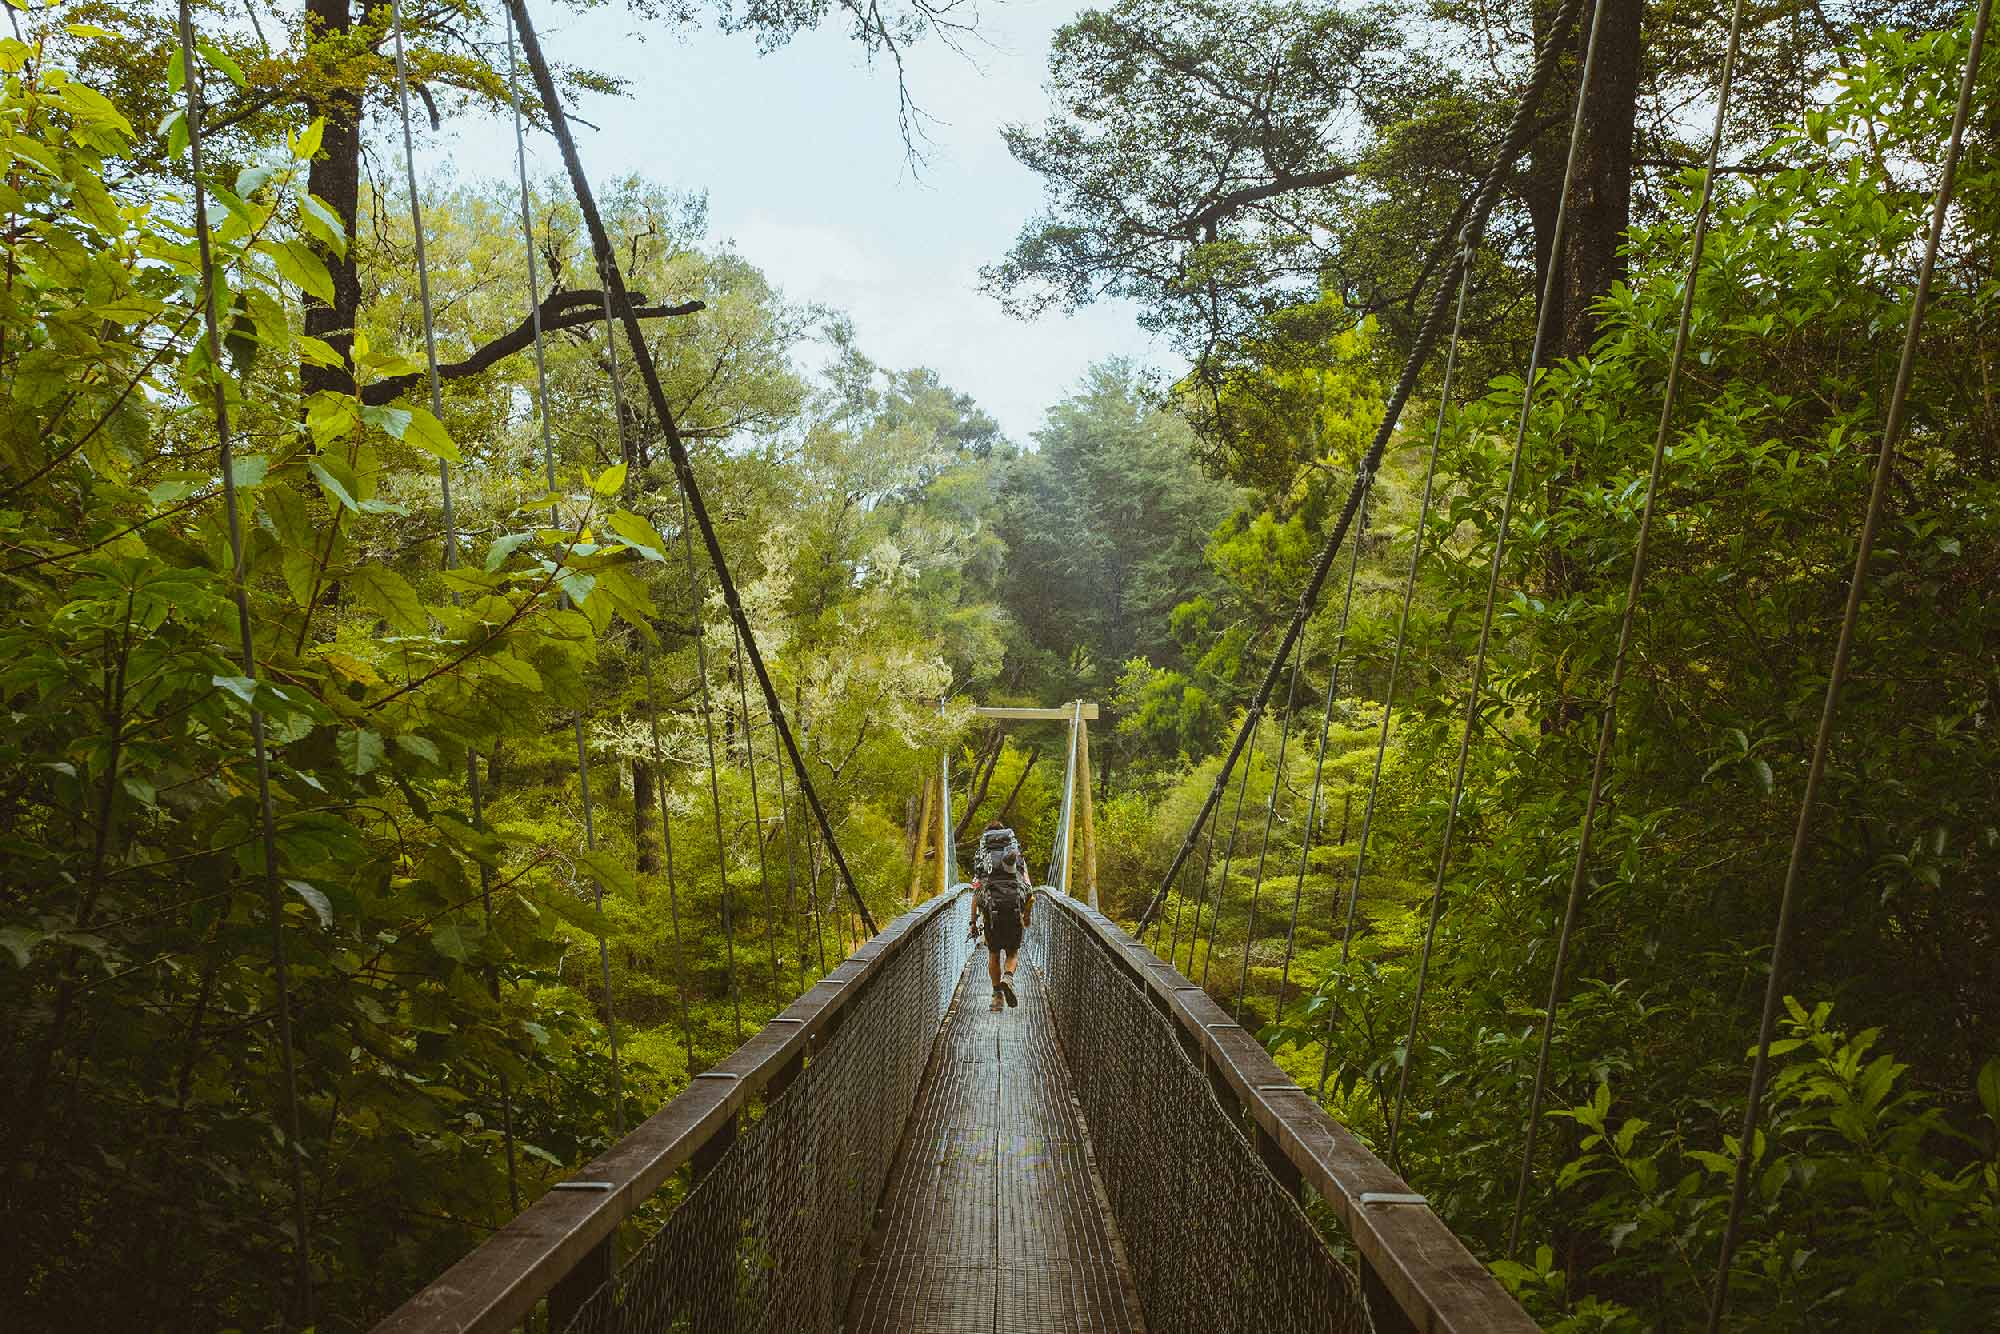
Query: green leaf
359 404 413 439
211 674 259 708
292 120 327 161
593 462 628 496
431 922 472 962
400 406 461 462
1978 1058 2000 1122
485 532 533 572
286 879 333 928
577 848 636 899
339 728 384 776
197 39 247 89
228 454 268 490
296 335 347 369
308 459 361 513
393 734 440 766
344 566 426 634
266 238 335 303
541 889 613 937
0 925 41 968
607 509 670 561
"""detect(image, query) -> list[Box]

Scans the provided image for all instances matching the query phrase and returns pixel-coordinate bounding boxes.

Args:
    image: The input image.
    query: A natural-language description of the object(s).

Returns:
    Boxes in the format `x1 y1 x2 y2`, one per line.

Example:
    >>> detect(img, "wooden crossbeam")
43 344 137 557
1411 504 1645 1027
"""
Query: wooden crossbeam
969 704 1099 722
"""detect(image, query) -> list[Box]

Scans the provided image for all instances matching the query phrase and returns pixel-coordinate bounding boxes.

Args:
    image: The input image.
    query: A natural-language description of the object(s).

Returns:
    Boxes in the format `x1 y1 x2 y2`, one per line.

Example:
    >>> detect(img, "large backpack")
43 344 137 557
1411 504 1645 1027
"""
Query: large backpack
979 874 1025 925
975 826 1021 877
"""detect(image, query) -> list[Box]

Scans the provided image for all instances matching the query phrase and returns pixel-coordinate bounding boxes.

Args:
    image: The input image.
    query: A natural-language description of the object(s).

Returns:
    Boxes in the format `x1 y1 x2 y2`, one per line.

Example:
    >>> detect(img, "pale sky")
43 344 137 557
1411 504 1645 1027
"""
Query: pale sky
423 0 1176 443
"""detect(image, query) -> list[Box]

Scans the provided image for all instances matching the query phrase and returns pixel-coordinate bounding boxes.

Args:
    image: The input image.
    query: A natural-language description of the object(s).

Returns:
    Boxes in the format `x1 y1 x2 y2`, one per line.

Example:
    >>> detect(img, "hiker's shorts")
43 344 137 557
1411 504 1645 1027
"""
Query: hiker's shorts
985 915 1023 954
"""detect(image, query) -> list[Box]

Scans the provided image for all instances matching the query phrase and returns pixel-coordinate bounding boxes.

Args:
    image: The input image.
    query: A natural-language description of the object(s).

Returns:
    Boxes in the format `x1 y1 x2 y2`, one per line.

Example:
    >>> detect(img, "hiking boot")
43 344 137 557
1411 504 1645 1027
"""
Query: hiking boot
989 992 1005 1012
999 977 1018 1007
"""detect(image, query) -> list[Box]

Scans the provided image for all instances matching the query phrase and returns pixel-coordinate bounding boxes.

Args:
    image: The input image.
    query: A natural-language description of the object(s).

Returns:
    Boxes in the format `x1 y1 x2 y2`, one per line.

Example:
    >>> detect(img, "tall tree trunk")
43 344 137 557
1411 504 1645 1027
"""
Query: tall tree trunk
633 759 661 873
1547 0 1645 621
302 0 367 399
1560 0 1643 362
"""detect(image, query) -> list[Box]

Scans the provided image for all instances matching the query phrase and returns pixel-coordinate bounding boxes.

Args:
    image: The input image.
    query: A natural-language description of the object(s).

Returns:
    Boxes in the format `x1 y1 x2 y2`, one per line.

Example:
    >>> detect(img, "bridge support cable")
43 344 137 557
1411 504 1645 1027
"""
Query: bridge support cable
1387 0 1618 1170
1133 0 1589 936
176 0 313 1312
1237 638 1305 1023
1278 479 1367 1029
733 627 781 993
1505 0 1750 1261
1202 744 1258 987
1707 3 1990 1324
388 0 529 1206
1321 259 1474 1101
507 0 879 940
773 718 808 992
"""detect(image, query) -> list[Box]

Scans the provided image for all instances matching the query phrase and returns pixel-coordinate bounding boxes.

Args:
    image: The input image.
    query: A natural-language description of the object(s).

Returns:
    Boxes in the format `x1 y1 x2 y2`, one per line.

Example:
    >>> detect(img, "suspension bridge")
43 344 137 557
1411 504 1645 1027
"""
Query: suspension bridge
132 0 1991 1320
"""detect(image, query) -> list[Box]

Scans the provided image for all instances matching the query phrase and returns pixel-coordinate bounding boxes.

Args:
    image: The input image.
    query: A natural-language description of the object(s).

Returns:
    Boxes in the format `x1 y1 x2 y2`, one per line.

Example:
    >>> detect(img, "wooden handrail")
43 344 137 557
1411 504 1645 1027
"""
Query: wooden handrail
370 889 968 1334
1037 892 1540 1334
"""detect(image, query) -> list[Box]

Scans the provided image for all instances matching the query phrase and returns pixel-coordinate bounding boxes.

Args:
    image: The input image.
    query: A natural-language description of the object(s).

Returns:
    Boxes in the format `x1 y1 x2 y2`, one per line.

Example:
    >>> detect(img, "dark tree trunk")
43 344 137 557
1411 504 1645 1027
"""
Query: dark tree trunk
633 759 661 874
1560 0 1643 362
302 0 367 399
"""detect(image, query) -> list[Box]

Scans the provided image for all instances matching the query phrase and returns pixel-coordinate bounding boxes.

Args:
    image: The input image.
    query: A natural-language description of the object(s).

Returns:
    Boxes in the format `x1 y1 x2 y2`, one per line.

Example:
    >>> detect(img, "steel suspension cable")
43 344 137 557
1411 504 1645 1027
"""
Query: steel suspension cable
388 0 458 569
1322 255 1475 1103
1134 0 1588 934
1237 638 1305 1021
1505 0 1750 1259
395 0 517 1199
1386 0 1616 1167
773 742 806 991
1182 814 1217 976
732 626 780 993
1708 4 1990 1324
1277 479 1368 1024
502 8 659 1101
175 0 310 1313
1202 740 1258 987
507 0 879 938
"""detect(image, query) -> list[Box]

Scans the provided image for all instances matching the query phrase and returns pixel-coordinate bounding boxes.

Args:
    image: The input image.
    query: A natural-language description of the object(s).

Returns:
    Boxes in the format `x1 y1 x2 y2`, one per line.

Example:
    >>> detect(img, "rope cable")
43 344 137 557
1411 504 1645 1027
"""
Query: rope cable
1505 0 1750 1259
1278 478 1368 1024
1134 0 1588 934
1386 0 1617 1168
1708 4 1990 1324
507 0 878 937
175 1 311 1313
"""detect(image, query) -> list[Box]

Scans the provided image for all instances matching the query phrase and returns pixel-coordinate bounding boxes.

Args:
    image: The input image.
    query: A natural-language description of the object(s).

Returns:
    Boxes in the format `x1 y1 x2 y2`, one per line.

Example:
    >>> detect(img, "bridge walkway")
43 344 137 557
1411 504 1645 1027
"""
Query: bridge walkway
847 956 1143 1333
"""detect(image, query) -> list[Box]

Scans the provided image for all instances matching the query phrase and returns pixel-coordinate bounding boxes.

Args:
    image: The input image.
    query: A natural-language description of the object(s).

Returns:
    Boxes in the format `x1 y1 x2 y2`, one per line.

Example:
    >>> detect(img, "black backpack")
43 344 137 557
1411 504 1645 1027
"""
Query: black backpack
980 875 1024 924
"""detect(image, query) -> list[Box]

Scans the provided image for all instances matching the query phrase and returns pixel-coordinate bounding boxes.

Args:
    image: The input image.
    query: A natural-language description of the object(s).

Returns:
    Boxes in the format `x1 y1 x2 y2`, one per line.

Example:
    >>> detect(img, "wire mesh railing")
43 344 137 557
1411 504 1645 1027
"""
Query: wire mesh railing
372 889 971 1334
1027 891 1538 1334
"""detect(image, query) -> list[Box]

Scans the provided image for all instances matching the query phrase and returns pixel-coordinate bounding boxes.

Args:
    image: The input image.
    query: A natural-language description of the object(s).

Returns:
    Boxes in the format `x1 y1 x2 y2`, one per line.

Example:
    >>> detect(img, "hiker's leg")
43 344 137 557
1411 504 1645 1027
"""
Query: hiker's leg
1003 948 1018 979
988 949 1002 988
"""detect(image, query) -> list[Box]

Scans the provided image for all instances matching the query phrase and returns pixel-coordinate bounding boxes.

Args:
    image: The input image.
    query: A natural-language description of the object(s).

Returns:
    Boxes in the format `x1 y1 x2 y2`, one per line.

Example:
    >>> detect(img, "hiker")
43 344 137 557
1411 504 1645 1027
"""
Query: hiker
970 845 1032 1011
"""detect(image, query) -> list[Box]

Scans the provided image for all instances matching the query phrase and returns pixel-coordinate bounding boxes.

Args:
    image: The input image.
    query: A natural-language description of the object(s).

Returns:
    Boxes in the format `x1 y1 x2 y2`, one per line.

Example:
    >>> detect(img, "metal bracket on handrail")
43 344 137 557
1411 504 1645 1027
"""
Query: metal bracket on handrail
1359 1192 1428 1207
552 1181 615 1192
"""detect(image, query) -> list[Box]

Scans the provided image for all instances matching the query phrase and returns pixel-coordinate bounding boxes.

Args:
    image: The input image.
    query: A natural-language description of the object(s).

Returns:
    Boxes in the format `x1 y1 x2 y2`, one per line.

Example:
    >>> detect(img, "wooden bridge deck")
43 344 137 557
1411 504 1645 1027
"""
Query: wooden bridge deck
845 956 1145 1334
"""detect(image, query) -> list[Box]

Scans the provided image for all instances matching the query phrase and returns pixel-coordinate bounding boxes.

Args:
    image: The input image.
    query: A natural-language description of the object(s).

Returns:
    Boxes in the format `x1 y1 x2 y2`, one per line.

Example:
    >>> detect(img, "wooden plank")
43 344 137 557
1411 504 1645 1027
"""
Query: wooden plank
967 704 1100 721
